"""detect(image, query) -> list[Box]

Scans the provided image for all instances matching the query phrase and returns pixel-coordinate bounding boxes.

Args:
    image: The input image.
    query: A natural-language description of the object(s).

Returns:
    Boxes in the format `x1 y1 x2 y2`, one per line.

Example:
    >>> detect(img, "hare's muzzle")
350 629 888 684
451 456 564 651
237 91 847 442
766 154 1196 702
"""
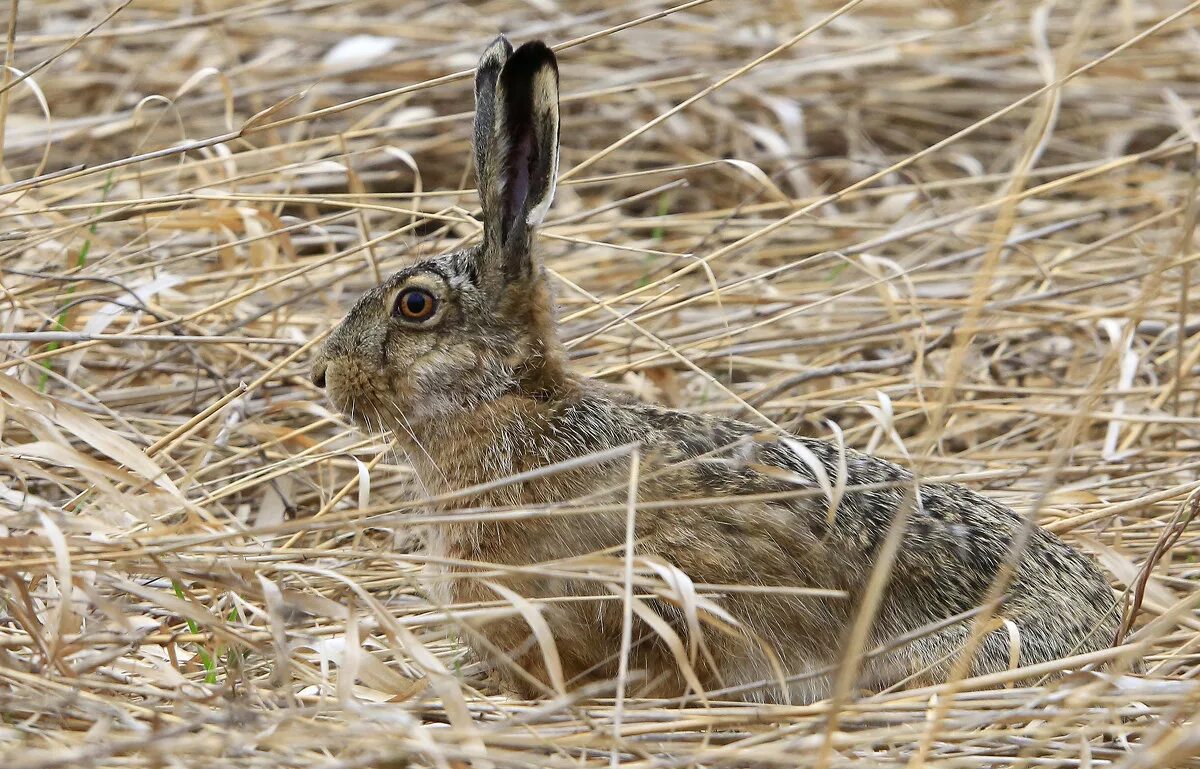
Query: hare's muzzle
310 359 328 388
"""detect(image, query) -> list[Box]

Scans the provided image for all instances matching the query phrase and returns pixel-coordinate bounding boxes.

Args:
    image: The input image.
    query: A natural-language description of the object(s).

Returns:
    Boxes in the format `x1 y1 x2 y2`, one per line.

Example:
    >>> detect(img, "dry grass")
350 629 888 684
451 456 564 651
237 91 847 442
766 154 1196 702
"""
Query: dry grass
1 0 1199 766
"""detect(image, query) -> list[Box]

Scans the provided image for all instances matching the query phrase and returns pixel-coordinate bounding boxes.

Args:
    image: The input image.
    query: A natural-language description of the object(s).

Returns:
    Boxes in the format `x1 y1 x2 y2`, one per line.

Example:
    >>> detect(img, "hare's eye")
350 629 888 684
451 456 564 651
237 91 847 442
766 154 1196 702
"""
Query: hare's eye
394 288 437 322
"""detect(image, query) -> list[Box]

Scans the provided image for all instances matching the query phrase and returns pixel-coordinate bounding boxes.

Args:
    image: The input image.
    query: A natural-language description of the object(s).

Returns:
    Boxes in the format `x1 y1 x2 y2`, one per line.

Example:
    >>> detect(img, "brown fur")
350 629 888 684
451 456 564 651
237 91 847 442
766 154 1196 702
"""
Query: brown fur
310 37 1124 703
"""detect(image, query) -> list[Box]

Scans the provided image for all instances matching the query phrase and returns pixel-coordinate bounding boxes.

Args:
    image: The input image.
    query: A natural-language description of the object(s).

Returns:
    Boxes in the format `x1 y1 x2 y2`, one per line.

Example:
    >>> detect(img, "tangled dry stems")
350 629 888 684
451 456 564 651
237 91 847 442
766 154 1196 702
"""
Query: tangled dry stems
0 0 1198 766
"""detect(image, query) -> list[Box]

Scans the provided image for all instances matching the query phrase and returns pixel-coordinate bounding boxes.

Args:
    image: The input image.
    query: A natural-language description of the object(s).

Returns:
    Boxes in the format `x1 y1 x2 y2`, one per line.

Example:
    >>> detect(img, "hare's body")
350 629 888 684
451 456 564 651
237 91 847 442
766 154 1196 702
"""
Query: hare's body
395 380 1119 701
312 37 1123 703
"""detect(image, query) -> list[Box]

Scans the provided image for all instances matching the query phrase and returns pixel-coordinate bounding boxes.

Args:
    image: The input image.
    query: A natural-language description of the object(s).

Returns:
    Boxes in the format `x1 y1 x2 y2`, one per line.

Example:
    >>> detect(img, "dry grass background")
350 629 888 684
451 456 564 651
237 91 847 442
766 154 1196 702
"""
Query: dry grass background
1 0 1199 766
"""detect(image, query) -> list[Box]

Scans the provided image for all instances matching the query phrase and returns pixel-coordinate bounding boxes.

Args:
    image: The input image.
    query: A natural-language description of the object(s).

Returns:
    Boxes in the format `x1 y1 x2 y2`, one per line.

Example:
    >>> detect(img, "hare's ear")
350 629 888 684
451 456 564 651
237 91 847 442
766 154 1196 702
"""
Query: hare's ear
473 35 512 194
479 40 560 283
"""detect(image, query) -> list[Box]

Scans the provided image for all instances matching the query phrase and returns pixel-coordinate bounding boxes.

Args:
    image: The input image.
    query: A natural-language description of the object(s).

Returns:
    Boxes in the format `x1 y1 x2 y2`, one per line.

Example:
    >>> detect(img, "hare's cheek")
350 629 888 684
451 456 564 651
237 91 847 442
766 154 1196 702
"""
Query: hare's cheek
405 350 460 396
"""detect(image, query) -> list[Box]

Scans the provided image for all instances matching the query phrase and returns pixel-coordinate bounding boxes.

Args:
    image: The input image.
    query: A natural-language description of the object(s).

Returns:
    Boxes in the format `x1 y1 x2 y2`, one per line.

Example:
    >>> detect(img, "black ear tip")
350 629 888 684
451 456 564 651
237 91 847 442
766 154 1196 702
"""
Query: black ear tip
508 40 558 74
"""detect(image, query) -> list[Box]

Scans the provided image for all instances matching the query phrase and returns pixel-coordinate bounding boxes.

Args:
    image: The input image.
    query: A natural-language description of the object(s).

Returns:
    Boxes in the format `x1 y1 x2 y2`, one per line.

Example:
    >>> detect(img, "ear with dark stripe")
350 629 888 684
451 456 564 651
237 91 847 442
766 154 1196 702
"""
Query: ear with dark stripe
473 35 512 195
481 40 560 283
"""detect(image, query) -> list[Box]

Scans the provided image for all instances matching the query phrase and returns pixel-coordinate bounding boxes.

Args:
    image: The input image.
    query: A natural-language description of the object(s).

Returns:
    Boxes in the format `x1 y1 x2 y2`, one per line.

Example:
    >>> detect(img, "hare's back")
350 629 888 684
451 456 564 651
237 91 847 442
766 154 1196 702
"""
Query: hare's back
592 393 1115 616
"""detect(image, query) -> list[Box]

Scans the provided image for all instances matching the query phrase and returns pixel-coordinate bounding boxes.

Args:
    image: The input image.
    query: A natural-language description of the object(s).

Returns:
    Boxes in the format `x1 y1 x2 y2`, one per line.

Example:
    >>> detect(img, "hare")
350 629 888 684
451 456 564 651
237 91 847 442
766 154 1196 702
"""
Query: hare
310 36 1123 703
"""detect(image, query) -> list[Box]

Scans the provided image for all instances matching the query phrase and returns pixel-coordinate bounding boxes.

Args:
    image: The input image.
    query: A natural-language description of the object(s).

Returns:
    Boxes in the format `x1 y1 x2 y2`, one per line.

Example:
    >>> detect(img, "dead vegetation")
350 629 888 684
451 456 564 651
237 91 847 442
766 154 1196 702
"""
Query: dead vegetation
0 0 1199 766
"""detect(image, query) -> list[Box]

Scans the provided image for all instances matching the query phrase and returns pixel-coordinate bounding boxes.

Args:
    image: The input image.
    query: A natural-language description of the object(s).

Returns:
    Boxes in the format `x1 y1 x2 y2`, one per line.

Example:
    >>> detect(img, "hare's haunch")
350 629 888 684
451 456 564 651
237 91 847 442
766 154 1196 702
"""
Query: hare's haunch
311 36 1122 703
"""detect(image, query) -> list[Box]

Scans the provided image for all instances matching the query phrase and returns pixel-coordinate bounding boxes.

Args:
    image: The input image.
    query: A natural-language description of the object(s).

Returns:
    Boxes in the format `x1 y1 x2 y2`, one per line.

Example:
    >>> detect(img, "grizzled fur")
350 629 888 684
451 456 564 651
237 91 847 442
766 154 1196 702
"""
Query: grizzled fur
310 37 1122 703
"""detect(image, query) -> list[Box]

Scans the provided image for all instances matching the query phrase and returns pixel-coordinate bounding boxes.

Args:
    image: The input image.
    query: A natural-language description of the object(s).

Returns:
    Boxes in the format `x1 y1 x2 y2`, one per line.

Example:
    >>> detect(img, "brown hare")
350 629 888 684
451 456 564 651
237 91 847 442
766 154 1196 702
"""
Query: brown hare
310 36 1122 703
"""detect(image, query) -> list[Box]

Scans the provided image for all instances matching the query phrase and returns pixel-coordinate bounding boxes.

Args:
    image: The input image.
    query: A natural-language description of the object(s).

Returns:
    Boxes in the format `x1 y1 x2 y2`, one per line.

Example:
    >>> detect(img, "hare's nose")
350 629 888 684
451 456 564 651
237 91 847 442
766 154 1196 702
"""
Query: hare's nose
311 361 328 388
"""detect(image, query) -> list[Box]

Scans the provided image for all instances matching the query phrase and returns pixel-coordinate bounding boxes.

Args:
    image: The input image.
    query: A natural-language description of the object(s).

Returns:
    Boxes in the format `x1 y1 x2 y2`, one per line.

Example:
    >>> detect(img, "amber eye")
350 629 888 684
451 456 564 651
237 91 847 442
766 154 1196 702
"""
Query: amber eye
394 287 437 321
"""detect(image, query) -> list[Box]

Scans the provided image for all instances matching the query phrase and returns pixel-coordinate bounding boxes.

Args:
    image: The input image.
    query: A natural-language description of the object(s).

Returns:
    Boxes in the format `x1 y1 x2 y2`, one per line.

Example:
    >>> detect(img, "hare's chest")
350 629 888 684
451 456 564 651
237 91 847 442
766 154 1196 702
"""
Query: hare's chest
421 517 525 603
422 521 483 607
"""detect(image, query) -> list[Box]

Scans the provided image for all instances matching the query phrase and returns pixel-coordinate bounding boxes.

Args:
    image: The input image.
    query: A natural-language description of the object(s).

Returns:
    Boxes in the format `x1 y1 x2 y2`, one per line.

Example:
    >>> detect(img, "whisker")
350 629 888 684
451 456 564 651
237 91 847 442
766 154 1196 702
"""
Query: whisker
384 396 450 490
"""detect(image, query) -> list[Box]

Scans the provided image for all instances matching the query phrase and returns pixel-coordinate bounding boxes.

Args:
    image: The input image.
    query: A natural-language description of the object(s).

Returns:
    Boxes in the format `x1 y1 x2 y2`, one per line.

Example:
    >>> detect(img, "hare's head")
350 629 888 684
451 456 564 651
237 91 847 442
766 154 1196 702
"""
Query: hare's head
311 37 565 427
